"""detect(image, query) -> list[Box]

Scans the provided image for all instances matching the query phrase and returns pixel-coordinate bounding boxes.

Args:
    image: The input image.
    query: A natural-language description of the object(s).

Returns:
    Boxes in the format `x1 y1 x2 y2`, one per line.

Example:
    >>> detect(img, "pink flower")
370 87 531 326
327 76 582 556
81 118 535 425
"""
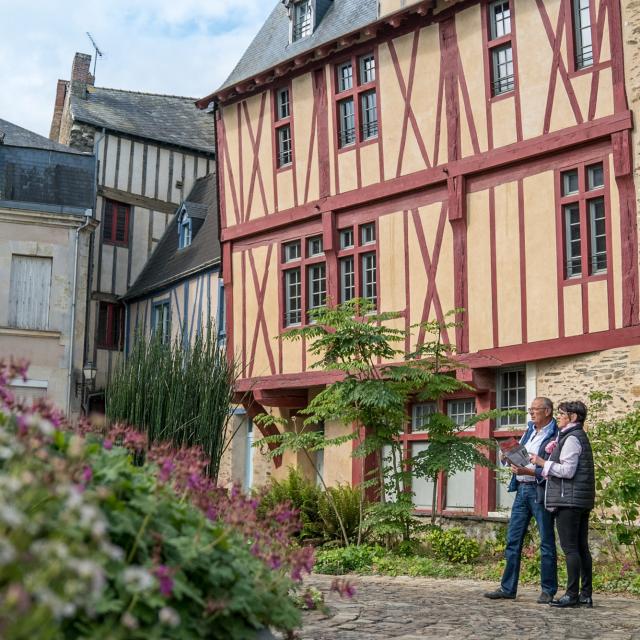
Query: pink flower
82 465 93 485
158 458 175 483
154 565 174 597
103 439 113 451
545 440 558 455
331 578 357 599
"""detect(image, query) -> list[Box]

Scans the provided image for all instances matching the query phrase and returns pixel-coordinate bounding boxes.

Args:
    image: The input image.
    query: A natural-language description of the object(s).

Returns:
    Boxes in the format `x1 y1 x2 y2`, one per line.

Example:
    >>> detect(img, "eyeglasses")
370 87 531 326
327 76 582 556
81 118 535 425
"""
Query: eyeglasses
556 410 568 417
527 407 545 413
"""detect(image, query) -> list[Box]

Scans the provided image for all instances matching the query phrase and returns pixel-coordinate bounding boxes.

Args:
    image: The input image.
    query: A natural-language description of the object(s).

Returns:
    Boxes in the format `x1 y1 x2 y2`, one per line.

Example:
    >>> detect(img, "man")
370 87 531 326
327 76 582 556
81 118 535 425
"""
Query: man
484 397 558 603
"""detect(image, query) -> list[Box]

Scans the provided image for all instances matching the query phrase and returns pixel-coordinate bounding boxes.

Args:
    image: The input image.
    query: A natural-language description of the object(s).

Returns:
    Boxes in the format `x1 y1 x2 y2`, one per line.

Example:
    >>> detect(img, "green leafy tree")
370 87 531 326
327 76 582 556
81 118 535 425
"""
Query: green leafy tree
588 392 640 565
256 300 496 541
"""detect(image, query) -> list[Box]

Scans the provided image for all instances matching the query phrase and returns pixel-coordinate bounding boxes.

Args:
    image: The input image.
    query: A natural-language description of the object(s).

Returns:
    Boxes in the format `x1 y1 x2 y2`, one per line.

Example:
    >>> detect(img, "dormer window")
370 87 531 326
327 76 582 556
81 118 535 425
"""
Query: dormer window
292 0 312 42
179 214 192 249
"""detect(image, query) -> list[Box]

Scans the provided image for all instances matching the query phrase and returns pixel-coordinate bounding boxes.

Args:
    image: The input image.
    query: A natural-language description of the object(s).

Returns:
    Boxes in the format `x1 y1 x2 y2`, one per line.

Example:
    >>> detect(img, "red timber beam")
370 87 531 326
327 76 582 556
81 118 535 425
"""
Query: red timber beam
221 111 633 243
241 392 283 468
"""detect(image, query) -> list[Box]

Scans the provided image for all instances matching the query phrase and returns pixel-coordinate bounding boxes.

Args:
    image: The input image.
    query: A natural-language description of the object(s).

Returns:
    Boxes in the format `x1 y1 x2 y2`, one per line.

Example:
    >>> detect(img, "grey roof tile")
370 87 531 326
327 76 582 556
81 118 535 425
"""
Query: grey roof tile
123 173 220 301
71 87 215 154
218 0 378 92
0 118 87 154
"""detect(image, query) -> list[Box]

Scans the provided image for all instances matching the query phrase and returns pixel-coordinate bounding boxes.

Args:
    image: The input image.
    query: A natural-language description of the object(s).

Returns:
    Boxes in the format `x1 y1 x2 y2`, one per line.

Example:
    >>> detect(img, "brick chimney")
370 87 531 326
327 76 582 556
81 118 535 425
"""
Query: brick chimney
49 79 69 141
70 52 94 99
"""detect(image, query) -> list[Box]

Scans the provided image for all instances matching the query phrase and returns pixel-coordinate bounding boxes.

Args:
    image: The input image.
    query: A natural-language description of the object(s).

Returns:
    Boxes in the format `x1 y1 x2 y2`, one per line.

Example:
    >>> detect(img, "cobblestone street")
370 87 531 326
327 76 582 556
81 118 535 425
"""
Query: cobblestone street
286 575 640 640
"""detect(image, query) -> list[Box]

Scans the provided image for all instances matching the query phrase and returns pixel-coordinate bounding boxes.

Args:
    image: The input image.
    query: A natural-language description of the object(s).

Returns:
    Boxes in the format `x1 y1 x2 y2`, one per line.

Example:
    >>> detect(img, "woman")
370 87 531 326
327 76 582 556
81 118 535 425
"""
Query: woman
530 401 595 608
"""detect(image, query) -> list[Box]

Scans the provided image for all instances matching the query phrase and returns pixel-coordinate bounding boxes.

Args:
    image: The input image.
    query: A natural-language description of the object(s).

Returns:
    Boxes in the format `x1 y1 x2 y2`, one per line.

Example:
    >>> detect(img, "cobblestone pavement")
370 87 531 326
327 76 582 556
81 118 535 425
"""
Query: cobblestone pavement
285 574 640 640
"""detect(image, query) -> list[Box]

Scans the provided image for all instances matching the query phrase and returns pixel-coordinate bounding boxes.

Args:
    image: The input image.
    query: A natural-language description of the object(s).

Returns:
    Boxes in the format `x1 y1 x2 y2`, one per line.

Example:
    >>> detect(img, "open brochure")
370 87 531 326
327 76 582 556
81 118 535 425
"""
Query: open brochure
499 437 531 468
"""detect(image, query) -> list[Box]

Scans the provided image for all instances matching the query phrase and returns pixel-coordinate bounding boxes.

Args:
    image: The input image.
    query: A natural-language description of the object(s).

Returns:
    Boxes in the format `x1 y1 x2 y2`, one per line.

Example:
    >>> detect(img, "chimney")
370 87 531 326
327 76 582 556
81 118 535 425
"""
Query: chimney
49 79 69 141
70 52 94 99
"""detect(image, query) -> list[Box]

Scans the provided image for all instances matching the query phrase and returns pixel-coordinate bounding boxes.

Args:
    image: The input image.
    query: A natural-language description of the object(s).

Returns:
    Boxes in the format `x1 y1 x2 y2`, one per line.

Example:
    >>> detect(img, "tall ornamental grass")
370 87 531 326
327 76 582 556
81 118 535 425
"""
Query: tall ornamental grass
106 329 236 480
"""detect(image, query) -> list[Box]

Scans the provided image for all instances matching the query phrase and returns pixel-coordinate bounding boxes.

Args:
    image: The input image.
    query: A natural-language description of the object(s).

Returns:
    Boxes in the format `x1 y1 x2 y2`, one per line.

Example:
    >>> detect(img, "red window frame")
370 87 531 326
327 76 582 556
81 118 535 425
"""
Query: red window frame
555 157 611 284
279 234 327 329
565 0 596 75
272 83 294 172
97 302 124 351
482 0 518 100
103 199 130 247
336 221 378 308
332 50 379 151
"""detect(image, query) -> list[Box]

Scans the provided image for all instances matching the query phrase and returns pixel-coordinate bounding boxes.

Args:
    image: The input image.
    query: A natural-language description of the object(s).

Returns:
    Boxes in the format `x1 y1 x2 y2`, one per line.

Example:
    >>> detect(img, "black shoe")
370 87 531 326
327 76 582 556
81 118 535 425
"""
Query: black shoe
537 592 553 604
549 594 579 608
579 595 593 608
484 588 516 600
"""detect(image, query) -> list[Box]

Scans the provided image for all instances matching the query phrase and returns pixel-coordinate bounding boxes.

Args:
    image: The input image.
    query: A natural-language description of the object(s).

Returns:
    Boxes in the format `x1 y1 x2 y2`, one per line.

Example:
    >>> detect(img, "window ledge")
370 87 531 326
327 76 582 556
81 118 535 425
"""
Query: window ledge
0 326 61 339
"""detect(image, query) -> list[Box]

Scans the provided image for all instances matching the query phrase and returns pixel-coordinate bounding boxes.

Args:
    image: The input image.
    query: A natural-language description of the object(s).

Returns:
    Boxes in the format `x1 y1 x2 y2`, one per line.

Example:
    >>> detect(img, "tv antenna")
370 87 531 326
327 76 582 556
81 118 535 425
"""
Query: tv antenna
86 32 104 78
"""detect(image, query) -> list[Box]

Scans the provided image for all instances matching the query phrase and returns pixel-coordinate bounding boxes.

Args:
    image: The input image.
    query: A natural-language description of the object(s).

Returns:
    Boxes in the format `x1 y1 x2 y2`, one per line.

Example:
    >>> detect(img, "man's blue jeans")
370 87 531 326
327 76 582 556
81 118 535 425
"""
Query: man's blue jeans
501 482 557 596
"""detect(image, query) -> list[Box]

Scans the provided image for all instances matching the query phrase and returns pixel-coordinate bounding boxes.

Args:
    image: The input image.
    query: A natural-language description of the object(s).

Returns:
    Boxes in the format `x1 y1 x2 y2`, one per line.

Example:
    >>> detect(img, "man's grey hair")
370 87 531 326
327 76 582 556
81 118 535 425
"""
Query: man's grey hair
535 397 553 414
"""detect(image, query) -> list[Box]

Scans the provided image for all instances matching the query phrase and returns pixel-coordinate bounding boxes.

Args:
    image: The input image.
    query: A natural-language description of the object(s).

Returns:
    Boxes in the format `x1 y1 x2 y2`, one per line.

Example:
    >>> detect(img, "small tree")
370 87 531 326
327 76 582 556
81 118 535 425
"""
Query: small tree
589 392 640 565
256 300 496 541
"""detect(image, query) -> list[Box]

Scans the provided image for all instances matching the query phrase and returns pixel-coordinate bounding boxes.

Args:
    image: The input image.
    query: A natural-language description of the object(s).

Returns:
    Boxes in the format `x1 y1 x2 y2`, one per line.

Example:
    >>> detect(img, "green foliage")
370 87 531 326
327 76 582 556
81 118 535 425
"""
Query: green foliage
363 498 430 549
318 484 363 545
259 467 323 540
0 413 301 639
106 330 236 481
588 392 640 565
314 545 386 574
425 527 480 564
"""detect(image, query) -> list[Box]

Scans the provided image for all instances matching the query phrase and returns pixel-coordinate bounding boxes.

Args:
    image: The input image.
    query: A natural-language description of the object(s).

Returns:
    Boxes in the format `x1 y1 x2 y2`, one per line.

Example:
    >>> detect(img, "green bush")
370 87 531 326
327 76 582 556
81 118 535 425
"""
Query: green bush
425 527 480 564
259 467 323 540
314 545 386 575
0 394 303 638
318 484 363 544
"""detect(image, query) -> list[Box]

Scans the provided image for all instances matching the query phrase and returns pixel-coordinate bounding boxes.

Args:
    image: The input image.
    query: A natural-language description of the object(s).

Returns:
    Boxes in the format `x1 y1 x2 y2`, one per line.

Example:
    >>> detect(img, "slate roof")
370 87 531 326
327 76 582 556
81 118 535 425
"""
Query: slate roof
0 118 86 154
123 173 220 301
71 87 215 155
218 0 378 92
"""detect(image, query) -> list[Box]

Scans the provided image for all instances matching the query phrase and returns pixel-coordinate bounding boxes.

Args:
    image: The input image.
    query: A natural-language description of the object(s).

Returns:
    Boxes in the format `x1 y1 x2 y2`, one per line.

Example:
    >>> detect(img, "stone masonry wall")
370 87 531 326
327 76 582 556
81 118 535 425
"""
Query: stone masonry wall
536 345 640 417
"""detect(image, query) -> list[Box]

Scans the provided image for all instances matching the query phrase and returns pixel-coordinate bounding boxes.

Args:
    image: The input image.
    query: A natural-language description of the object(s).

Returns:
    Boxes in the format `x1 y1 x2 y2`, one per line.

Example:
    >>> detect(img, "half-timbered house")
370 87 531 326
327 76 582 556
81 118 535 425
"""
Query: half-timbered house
50 53 215 411
199 0 640 516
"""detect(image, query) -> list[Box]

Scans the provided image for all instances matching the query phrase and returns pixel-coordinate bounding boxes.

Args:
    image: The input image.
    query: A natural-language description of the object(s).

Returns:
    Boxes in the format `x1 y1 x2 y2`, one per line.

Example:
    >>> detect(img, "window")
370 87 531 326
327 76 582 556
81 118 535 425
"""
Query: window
292 0 312 42
179 215 192 249
8 255 52 331
337 222 379 308
498 367 526 427
486 1 515 97
152 301 171 345
412 402 437 433
572 0 593 69
284 269 302 326
283 240 301 263
274 85 294 168
559 162 607 279
97 302 124 350
277 125 293 167
447 399 476 426
307 263 327 313
103 199 130 247
335 53 378 148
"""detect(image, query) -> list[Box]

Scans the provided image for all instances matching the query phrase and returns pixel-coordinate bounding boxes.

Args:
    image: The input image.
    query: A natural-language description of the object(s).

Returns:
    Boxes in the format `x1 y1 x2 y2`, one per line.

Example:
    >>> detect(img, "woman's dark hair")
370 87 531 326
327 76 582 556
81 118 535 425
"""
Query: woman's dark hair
558 401 587 423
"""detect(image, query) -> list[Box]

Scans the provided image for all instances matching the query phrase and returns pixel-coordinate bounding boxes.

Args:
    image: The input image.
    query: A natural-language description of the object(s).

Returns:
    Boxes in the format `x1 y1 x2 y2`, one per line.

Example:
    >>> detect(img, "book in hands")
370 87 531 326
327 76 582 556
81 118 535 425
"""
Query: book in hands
499 438 531 468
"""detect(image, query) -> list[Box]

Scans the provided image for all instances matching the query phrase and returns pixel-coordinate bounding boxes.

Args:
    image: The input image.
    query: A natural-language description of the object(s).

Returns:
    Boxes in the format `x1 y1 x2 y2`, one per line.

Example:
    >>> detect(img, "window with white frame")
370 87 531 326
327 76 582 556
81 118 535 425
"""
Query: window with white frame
274 86 293 168
447 399 476 426
560 162 607 278
153 301 171 345
487 1 515 96
8 255 52 331
179 215 192 249
572 0 593 69
292 0 312 41
412 402 437 433
335 53 378 148
336 222 378 307
498 367 527 427
445 399 477 510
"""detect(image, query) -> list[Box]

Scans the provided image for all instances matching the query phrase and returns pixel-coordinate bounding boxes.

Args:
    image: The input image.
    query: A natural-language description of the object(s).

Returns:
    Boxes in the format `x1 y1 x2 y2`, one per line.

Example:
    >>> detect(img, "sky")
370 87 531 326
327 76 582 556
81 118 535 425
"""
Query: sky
0 0 275 138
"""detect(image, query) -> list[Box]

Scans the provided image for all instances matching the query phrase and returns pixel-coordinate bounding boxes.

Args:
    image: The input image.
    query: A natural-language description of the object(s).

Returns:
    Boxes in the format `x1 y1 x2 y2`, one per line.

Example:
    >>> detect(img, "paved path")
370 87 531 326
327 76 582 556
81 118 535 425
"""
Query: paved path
286 574 640 640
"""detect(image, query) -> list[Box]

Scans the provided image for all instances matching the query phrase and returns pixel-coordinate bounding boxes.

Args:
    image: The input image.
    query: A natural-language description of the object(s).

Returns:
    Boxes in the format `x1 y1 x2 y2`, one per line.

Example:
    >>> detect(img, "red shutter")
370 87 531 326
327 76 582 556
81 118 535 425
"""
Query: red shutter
103 202 114 241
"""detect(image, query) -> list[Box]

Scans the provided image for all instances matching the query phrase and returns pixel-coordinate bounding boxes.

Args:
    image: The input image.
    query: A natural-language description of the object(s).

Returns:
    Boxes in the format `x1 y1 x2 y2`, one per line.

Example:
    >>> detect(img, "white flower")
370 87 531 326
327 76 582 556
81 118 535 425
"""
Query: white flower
159 606 180 628
36 419 55 436
91 519 107 538
0 475 22 493
100 542 125 561
0 539 16 565
0 446 15 460
121 612 139 630
123 567 154 592
0 503 24 527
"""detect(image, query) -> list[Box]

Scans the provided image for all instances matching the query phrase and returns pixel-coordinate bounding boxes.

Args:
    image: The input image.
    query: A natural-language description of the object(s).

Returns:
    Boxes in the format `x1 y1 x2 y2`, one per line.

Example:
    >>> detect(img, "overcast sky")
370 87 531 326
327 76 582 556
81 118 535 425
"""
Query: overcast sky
0 0 274 138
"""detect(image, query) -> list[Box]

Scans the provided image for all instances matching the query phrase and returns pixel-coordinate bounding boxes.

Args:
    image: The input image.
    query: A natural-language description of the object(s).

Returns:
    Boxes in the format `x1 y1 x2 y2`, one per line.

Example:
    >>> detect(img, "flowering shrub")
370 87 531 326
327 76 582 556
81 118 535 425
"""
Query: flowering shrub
0 360 313 639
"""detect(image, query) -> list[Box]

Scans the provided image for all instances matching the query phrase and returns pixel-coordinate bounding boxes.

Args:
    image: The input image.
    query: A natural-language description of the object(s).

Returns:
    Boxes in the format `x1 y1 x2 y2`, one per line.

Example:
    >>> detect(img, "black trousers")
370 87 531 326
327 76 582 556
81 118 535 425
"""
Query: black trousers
555 507 592 597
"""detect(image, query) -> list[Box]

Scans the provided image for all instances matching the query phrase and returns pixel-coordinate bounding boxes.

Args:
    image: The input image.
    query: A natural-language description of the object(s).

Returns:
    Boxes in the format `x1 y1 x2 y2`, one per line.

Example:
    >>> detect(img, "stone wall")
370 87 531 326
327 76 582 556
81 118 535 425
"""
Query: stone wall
536 345 640 417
